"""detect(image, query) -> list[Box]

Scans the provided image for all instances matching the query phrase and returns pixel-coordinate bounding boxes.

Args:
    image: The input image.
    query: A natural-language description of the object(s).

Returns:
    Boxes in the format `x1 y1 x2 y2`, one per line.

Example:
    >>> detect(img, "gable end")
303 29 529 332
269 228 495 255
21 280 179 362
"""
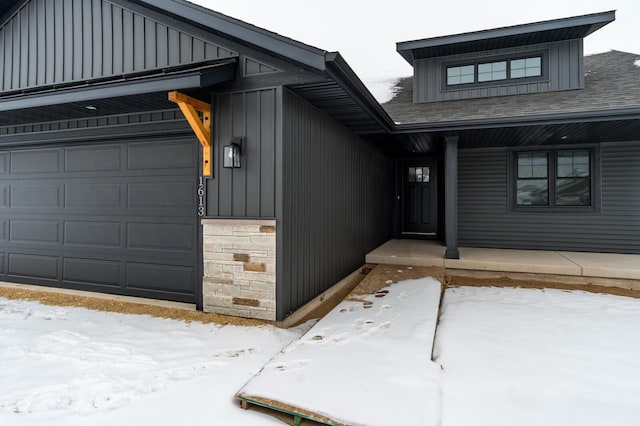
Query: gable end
242 56 280 77
0 0 238 94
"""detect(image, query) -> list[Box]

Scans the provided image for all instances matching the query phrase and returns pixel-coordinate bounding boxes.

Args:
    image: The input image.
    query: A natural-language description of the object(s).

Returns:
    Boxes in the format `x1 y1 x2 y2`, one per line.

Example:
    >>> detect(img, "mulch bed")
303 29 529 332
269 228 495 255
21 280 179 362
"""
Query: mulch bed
0 286 265 327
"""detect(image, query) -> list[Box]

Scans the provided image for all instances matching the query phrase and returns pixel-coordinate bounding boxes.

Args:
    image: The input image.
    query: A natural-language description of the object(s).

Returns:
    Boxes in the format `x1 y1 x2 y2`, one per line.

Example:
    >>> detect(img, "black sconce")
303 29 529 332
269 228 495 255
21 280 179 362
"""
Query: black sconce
223 137 244 168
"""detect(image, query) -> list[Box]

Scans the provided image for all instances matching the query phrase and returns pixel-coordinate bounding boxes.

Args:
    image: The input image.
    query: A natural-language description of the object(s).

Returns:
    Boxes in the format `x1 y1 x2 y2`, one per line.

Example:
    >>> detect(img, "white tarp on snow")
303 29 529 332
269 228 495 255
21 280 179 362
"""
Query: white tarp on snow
237 277 443 425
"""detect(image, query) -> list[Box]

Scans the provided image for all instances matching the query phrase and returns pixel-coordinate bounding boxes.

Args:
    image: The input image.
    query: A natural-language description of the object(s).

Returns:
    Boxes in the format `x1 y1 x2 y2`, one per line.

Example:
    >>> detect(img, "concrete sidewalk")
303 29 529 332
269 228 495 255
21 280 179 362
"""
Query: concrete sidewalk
366 240 640 288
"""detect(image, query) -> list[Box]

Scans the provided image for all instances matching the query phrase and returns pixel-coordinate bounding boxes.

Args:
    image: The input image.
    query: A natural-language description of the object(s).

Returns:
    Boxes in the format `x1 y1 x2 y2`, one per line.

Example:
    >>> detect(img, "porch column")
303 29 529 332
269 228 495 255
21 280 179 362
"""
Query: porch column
444 135 459 259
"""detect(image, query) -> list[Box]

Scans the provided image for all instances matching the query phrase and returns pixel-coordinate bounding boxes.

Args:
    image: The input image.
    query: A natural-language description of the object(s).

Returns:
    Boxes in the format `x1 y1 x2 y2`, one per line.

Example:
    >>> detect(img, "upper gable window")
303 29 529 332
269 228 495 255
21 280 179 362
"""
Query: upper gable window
447 65 475 85
478 61 507 82
444 52 546 88
510 57 542 78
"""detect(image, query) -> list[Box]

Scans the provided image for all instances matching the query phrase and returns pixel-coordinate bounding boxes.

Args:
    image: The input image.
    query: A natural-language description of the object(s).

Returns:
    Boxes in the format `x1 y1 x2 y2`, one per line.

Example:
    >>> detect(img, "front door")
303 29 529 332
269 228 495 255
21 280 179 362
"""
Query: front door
402 160 437 235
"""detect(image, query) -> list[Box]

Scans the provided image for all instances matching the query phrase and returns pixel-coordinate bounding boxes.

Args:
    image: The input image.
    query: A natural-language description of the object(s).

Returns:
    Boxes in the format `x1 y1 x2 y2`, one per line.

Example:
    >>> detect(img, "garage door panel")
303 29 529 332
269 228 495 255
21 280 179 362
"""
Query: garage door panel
10 184 62 208
127 223 194 251
0 152 7 174
0 136 199 303
126 262 195 294
63 258 121 287
64 221 122 248
65 145 123 172
65 183 123 209
10 220 60 244
9 253 59 280
128 182 195 209
0 185 7 208
10 149 60 173
128 140 195 170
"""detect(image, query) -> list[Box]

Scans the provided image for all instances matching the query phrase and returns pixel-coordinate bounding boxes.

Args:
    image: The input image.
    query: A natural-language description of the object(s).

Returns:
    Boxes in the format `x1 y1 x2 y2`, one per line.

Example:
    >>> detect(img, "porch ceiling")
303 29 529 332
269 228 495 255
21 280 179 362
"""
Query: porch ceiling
393 118 640 154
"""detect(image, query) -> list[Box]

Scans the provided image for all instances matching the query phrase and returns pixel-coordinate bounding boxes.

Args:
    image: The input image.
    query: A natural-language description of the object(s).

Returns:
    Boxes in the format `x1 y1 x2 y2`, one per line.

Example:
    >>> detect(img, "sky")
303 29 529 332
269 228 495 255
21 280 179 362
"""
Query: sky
189 0 640 100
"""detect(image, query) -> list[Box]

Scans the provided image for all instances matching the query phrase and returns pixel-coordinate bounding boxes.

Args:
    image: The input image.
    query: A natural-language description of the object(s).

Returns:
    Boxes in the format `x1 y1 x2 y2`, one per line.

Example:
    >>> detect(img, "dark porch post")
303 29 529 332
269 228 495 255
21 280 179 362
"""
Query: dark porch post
444 135 459 259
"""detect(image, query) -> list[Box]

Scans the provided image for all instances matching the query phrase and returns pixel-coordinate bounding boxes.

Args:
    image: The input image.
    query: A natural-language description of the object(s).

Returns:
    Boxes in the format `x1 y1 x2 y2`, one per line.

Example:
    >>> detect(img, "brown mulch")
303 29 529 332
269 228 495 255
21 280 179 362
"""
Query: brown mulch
0 286 265 327
3 264 639 328
350 264 445 296
344 263 640 302
446 274 640 299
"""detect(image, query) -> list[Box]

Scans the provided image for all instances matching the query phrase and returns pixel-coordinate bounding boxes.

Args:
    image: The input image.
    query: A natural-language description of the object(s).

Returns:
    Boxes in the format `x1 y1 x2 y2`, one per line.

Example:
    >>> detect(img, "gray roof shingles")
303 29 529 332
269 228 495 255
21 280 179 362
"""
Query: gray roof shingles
383 50 640 125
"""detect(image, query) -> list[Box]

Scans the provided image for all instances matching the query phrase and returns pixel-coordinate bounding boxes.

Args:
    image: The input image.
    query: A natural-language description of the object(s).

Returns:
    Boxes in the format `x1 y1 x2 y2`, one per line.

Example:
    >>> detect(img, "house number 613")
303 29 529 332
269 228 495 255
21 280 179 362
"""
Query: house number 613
197 177 205 217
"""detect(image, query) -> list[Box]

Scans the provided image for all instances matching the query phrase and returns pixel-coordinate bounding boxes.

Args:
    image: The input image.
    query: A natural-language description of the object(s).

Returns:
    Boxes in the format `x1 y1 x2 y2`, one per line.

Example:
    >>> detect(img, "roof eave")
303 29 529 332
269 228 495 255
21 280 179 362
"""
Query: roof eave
392 106 640 133
0 60 237 112
324 52 395 133
397 10 616 65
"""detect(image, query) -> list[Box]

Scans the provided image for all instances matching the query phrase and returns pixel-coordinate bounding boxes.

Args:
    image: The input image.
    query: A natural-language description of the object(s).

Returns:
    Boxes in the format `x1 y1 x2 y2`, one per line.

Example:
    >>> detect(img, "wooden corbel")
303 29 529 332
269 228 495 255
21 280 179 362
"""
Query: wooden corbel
168 91 212 177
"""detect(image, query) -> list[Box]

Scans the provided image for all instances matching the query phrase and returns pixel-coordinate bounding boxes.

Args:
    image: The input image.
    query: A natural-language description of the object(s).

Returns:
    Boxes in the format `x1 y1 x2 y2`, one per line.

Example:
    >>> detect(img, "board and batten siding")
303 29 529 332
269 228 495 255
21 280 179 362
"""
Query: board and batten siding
414 39 583 103
206 88 280 218
458 142 640 253
279 89 393 319
0 0 236 93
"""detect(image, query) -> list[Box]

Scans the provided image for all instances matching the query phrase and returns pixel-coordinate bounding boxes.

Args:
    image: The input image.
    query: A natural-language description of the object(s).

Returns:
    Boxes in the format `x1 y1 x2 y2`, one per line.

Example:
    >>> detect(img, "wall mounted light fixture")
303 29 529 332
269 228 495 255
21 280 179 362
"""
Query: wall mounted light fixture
223 137 244 168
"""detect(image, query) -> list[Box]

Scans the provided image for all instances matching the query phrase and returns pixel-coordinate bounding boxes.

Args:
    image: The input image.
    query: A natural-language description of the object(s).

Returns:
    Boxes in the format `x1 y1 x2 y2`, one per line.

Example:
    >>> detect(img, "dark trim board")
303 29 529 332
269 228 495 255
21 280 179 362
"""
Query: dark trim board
0 62 236 113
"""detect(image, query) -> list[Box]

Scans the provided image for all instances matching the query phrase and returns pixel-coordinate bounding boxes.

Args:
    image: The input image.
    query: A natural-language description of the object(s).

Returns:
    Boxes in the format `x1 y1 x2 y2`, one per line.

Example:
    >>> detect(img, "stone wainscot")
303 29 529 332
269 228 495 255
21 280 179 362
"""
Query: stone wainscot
202 219 276 320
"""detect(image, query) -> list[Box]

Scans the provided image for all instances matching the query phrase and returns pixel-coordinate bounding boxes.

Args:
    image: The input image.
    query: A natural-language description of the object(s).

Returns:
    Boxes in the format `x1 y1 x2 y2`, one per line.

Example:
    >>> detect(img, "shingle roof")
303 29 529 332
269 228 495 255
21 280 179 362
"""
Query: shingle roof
383 50 640 125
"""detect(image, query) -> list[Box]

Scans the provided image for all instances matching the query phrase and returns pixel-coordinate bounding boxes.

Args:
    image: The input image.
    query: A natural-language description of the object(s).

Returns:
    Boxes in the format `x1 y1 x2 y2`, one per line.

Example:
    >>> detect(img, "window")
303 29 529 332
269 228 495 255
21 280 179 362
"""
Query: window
514 149 595 210
444 53 545 87
516 152 548 206
510 57 541 79
408 166 430 183
556 151 591 206
447 65 474 85
478 61 507 82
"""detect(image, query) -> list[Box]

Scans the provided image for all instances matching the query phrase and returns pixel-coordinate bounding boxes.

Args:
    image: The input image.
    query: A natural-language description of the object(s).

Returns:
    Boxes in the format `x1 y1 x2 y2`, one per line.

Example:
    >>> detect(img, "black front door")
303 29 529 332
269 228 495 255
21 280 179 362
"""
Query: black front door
402 160 437 235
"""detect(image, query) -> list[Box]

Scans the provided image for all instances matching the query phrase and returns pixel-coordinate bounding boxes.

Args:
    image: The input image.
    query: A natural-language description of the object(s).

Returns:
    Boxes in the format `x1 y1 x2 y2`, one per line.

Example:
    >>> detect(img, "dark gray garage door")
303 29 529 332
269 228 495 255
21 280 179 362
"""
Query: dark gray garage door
0 136 199 303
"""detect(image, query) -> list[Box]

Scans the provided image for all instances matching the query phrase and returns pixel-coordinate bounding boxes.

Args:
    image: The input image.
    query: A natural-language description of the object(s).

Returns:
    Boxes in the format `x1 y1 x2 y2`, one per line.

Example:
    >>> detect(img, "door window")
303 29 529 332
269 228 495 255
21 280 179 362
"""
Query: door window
408 166 430 183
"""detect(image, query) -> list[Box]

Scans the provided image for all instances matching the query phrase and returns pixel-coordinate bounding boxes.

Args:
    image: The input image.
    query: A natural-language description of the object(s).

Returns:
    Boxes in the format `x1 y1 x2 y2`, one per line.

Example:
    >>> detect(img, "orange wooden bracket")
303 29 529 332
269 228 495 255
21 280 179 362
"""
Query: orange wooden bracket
168 91 212 177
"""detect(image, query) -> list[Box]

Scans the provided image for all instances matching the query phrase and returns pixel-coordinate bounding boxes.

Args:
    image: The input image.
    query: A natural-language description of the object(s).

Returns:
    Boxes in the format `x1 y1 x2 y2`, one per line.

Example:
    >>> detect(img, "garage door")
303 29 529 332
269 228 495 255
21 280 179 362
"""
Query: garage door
0 135 199 303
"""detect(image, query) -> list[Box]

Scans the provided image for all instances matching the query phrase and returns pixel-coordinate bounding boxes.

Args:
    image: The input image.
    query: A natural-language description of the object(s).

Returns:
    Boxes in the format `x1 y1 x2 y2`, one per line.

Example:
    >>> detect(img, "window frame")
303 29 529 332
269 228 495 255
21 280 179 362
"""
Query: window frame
508 145 601 213
442 49 549 91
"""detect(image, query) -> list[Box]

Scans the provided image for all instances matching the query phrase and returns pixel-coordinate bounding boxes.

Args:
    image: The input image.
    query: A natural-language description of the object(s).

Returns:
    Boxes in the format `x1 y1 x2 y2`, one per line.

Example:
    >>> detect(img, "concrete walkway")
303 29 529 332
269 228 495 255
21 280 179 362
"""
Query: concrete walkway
366 239 640 285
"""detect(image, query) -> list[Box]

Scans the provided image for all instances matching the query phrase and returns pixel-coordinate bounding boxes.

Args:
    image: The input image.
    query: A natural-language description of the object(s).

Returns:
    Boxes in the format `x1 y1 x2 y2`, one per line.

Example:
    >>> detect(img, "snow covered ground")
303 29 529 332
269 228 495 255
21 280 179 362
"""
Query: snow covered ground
435 286 640 426
0 298 304 426
2 284 640 426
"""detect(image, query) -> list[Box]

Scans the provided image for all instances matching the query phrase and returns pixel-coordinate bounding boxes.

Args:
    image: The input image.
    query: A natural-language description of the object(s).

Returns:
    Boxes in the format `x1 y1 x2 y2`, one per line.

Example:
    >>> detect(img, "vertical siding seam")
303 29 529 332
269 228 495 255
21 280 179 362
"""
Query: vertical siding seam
0 28 4 91
257 89 262 216
242 91 247 217
11 13 17 89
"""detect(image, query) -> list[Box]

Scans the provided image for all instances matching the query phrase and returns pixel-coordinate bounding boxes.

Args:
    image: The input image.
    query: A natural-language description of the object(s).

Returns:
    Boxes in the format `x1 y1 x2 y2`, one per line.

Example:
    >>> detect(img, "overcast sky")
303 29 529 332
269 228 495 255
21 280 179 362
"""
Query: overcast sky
190 0 640 100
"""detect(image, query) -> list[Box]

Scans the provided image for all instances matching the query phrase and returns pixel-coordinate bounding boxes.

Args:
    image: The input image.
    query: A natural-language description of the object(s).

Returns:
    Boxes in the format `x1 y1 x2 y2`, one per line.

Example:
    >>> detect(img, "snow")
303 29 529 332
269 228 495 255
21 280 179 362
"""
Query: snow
434 286 640 426
0 298 303 425
3 283 640 425
238 277 443 425
635 59 640 67
364 77 405 103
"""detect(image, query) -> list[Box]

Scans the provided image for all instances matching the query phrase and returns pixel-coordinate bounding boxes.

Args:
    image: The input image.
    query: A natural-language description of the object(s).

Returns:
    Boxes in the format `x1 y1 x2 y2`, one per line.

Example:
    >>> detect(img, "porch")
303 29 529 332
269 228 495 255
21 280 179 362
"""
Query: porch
366 239 640 290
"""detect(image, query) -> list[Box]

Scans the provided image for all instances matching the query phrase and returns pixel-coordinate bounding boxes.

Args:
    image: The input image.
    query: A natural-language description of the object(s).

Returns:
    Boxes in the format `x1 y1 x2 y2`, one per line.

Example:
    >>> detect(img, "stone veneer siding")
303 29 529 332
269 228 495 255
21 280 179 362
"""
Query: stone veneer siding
202 219 276 320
